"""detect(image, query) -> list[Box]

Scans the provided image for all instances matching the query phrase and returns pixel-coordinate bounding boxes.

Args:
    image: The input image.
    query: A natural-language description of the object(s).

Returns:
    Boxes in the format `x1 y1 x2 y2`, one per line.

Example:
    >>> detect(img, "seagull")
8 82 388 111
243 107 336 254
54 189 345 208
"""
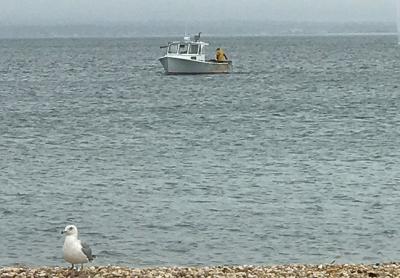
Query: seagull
61 225 95 270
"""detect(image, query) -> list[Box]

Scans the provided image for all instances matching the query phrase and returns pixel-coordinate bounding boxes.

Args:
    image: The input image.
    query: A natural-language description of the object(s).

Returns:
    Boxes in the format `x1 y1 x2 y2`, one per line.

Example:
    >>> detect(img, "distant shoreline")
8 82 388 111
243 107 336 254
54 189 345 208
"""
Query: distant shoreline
0 32 397 40
0 21 396 39
1 263 400 277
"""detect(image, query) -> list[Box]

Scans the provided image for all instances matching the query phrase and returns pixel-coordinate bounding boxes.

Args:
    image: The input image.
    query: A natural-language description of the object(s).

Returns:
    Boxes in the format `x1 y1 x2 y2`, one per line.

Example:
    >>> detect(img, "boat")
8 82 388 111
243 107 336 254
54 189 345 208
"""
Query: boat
159 33 233 74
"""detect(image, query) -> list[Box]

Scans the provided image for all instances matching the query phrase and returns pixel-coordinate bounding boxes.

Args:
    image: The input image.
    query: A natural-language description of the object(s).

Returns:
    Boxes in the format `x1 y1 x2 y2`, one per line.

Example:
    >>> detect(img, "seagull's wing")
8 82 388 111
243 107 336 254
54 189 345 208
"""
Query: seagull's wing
81 241 95 261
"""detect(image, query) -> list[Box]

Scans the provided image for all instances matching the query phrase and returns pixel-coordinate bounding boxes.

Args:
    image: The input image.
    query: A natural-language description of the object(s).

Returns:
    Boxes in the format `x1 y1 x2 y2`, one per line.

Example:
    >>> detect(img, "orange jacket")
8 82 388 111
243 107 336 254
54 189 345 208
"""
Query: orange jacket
216 49 227 62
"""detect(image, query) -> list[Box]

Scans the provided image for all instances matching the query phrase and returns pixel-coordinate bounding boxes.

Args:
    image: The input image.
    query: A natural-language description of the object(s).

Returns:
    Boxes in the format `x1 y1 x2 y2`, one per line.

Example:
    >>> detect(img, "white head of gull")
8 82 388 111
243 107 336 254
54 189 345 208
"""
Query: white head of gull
62 225 95 270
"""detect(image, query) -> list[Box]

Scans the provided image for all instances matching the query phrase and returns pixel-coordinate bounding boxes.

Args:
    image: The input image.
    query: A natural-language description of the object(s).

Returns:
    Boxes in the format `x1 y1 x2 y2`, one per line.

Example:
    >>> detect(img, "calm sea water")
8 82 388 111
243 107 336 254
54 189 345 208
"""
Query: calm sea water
0 35 400 267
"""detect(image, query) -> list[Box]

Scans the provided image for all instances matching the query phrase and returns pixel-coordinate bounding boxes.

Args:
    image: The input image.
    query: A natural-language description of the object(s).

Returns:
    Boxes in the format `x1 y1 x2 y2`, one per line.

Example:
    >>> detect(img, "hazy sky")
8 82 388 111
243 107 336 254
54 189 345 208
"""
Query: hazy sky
0 0 397 25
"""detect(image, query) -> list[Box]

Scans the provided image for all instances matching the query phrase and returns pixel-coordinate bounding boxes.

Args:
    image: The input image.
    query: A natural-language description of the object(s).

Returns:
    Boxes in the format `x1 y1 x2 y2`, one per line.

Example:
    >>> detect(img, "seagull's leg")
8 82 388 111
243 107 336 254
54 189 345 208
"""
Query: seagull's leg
81 264 84 271
70 264 74 270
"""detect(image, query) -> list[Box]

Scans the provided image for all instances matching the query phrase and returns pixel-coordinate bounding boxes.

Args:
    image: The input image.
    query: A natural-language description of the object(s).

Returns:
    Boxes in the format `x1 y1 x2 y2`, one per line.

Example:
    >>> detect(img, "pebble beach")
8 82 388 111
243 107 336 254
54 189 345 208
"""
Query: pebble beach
2 264 400 278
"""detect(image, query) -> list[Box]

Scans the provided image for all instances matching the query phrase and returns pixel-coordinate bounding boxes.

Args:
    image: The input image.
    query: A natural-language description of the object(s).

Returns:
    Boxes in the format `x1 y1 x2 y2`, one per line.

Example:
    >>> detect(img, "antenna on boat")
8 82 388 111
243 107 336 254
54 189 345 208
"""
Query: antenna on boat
184 21 189 40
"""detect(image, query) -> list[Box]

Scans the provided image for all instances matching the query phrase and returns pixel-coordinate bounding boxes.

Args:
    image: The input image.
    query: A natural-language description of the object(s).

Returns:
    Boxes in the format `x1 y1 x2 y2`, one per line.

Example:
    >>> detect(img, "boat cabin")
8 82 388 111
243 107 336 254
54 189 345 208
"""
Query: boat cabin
164 38 208 62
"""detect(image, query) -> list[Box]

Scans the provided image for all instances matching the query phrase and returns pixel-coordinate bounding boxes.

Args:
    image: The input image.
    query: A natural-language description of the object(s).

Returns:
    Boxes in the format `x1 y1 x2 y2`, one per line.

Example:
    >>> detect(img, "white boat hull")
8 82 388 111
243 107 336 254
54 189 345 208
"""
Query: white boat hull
159 57 232 74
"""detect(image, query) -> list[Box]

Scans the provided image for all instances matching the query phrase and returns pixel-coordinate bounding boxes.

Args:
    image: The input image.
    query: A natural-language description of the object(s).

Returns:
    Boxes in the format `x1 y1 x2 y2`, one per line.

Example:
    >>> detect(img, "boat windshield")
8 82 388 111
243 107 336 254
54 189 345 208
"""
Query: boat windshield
189 44 200 54
168 43 179 54
179 44 188 54
167 42 202 55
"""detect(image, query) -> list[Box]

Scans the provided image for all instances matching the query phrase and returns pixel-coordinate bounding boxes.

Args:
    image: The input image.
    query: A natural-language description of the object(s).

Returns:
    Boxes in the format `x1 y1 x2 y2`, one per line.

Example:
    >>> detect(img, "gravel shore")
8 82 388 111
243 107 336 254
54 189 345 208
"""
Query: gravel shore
1 263 400 277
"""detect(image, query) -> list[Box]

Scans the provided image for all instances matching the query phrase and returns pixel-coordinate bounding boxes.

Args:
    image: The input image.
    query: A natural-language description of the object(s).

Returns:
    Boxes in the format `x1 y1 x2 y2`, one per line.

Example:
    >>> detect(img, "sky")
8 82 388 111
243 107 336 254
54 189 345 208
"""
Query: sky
0 0 397 25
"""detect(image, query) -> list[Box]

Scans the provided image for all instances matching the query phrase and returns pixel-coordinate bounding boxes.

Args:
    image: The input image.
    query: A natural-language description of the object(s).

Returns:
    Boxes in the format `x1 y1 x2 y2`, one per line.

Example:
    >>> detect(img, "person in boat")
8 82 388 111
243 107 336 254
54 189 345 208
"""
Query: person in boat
216 48 228 62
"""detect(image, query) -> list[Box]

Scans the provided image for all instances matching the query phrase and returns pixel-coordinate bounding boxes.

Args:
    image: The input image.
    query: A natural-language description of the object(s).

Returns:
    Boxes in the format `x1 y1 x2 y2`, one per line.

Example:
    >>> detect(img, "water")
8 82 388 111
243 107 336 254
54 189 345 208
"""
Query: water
0 35 400 267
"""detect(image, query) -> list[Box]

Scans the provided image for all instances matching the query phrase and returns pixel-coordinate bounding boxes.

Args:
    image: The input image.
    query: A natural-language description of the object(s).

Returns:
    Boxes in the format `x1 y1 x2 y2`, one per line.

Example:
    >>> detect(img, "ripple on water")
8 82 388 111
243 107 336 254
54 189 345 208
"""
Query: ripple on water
1 36 400 267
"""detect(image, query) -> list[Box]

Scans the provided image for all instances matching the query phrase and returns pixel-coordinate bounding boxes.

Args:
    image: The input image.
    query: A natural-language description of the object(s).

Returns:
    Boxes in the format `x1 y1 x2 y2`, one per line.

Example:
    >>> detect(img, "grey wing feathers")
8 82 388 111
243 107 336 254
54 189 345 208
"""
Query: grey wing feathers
81 241 95 261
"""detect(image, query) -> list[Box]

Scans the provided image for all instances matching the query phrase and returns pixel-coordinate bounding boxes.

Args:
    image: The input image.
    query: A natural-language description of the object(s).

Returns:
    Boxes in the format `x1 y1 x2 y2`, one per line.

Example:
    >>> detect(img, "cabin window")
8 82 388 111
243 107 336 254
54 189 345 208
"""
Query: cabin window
168 44 178 54
179 44 188 54
189 44 199 54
